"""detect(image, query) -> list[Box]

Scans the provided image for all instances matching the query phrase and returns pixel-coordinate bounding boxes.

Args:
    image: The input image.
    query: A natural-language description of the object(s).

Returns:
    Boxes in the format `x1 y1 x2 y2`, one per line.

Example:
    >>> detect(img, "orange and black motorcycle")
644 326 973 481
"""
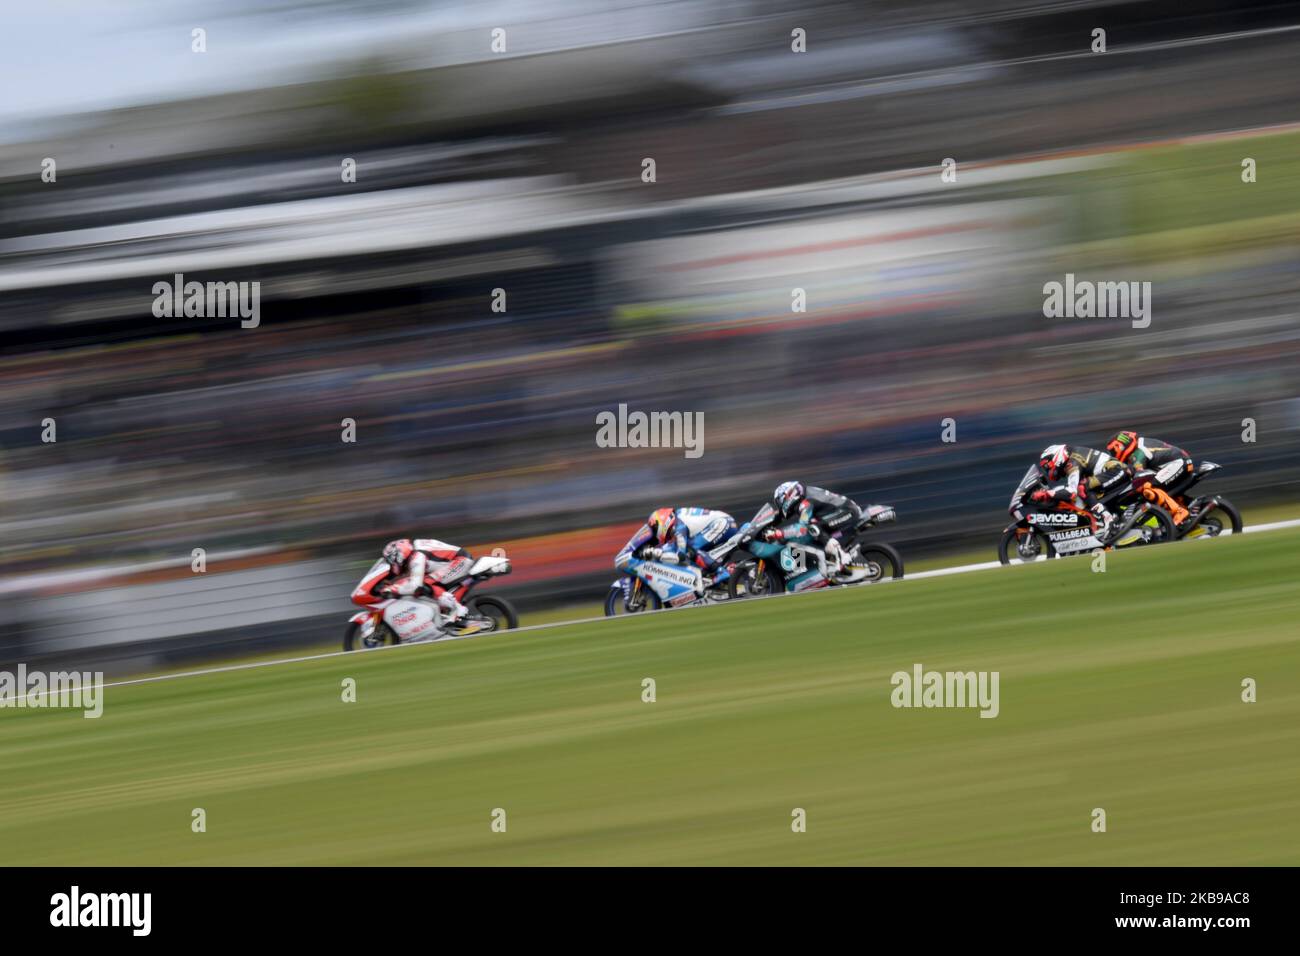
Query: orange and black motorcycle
1160 460 1243 540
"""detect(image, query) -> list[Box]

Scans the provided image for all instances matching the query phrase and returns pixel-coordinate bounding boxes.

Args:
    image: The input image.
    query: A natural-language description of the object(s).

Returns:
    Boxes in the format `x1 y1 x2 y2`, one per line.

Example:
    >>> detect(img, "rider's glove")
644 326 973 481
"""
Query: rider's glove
644 547 663 560
379 587 397 599
1030 489 1052 503
415 584 433 598
764 527 785 542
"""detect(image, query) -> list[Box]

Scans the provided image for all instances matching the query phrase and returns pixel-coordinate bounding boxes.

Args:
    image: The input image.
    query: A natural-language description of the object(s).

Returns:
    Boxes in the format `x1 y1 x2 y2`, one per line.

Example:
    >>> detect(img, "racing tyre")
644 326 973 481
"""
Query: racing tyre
467 595 518 632
726 560 784 599
851 544 904 583
344 620 398 652
998 526 1055 565
605 580 662 616
1182 498 1243 539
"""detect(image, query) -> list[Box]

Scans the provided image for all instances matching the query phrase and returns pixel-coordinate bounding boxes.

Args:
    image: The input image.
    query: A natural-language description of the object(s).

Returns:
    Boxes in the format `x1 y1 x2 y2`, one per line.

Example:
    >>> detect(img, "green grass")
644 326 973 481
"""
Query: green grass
3 529 1298 865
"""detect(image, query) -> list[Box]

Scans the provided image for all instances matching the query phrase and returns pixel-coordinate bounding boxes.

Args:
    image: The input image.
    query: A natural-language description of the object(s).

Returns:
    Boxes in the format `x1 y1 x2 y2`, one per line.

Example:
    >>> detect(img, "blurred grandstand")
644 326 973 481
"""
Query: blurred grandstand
1 0 1298 672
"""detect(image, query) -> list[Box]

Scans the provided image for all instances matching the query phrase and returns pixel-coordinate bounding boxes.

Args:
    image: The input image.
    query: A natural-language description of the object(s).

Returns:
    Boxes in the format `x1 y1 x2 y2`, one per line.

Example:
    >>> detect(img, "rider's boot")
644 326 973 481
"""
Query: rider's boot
440 594 491 634
825 538 849 578
447 612 492 635
1092 503 1115 543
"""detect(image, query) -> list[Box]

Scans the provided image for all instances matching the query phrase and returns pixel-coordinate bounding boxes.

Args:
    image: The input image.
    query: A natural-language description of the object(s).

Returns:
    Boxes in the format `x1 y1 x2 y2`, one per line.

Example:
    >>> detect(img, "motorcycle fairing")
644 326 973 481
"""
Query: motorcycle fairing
383 598 442 642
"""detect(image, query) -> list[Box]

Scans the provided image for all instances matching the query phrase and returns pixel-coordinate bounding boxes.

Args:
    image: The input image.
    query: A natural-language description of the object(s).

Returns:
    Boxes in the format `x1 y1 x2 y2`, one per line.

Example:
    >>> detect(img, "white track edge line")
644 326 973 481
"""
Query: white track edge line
20 517 1300 698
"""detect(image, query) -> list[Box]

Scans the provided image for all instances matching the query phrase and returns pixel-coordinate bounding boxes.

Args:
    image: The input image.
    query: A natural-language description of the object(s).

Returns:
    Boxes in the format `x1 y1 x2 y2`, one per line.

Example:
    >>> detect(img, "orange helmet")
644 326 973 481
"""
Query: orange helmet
648 508 676 544
1105 430 1140 463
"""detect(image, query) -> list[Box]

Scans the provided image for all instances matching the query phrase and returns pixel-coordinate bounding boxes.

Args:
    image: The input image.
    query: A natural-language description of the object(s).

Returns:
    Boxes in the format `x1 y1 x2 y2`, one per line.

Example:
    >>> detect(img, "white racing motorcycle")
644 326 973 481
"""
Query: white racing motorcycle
344 552 518 651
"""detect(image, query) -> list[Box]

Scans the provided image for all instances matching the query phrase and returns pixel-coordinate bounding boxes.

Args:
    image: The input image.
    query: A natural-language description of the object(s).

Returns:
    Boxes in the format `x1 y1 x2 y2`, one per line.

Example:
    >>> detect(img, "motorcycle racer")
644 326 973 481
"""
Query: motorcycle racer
1103 429 1194 523
765 481 861 573
351 538 490 633
1020 444 1127 540
615 507 739 588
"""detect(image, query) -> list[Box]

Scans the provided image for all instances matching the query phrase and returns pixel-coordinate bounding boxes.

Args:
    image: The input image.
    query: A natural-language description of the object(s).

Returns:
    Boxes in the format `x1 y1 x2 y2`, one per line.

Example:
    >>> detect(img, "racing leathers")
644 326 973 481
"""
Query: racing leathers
768 486 861 573
616 508 738 588
1104 430 1194 522
351 538 478 625
1023 446 1126 539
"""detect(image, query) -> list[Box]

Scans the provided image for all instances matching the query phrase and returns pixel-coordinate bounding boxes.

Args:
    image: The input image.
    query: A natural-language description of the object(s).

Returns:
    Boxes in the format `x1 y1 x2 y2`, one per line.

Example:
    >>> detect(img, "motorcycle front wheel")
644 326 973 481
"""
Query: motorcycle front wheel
344 620 398 651
998 526 1054 565
604 580 662 616
726 560 784 599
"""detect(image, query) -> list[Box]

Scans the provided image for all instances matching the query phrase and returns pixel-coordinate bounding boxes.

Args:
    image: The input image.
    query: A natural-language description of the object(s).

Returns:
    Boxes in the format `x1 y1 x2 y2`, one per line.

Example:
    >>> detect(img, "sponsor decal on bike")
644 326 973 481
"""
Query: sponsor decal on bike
1047 527 1094 541
643 563 699 589
1051 531 1100 554
1156 460 1185 483
440 556 472 580
1027 512 1080 525
790 572 827 592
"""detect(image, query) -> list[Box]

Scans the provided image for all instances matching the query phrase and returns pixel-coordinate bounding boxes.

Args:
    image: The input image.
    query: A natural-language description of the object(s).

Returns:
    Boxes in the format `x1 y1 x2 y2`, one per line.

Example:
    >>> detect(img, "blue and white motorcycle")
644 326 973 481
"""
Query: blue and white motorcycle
603 537 742 616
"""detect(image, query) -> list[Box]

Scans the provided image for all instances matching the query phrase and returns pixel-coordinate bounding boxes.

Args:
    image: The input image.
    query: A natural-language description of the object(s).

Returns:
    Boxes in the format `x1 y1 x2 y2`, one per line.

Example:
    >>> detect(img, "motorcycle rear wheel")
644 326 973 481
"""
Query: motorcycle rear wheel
1181 499 1243 539
467 595 519 631
850 544 905 582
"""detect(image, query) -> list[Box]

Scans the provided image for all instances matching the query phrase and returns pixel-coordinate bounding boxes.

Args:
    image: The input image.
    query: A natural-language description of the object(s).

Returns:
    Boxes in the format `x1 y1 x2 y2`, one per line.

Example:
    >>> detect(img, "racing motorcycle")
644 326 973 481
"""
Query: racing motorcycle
344 551 518 650
727 499 904 598
1162 460 1243 540
998 465 1176 564
603 536 743 616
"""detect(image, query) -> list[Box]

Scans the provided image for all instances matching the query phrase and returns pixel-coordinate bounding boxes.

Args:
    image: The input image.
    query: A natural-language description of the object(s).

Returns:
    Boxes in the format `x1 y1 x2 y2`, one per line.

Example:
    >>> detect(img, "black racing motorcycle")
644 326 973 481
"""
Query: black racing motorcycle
998 465 1177 565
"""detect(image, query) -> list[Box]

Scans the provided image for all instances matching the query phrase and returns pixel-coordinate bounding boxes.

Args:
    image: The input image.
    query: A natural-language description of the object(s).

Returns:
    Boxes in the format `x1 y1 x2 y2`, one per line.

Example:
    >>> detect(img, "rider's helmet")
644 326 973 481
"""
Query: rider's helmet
773 480 805 517
648 508 677 544
1038 445 1070 483
382 539 414 570
1104 430 1139 463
